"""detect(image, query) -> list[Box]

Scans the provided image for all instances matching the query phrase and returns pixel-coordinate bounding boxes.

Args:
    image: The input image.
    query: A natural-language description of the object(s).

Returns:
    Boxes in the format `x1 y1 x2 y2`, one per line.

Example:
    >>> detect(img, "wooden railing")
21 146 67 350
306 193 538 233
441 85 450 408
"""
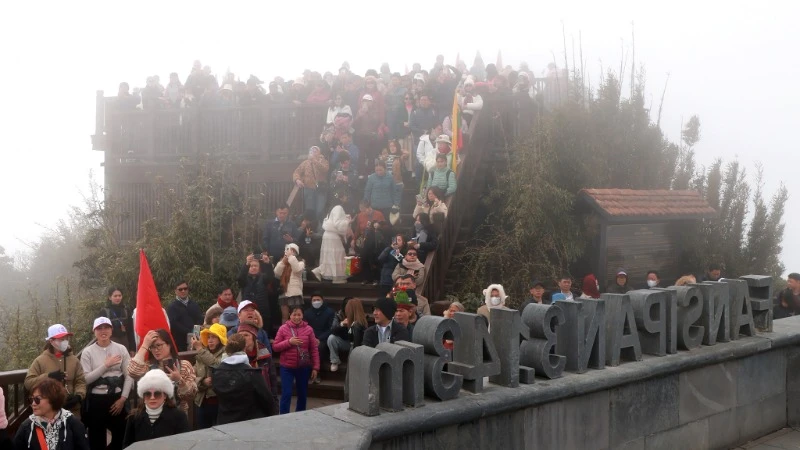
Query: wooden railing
94 92 328 163
0 369 29 436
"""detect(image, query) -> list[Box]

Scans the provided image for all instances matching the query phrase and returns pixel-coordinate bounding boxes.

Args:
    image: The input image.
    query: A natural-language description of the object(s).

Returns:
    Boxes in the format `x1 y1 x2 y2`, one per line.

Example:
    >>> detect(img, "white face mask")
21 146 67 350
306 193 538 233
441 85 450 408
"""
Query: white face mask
56 340 69 352
647 280 658 288
312 301 323 309
490 296 502 306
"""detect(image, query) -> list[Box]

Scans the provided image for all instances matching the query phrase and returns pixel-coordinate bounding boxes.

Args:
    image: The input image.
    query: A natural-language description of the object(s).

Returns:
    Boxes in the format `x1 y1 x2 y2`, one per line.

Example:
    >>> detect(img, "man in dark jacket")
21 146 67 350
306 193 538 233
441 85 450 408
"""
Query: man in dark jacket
408 94 438 143
166 280 203 352
304 292 335 374
237 254 276 335
775 272 800 319
262 206 299 264
430 65 462 122
212 334 277 424
363 297 410 347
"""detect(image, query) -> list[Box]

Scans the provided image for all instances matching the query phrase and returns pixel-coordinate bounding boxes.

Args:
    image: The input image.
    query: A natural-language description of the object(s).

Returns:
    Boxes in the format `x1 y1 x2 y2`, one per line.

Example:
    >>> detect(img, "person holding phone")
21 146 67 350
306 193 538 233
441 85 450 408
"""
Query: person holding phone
272 307 319 414
128 329 197 414
377 234 407 298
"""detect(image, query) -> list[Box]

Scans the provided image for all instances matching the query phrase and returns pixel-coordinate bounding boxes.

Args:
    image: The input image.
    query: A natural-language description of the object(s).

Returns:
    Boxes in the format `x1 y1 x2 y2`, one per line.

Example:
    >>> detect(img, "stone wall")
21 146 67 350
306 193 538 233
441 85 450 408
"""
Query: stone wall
135 316 800 450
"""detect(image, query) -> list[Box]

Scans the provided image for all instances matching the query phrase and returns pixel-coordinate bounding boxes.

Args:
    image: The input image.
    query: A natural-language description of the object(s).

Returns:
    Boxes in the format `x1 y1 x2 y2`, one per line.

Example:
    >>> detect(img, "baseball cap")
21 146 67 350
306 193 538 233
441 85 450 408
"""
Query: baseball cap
93 317 113 330
237 300 257 314
45 324 73 341
616 269 628 277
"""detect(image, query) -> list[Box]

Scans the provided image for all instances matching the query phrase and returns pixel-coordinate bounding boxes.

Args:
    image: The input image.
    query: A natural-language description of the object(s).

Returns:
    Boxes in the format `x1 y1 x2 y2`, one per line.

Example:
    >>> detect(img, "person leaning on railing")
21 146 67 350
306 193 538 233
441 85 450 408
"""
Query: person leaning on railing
24 325 86 417
128 329 197 414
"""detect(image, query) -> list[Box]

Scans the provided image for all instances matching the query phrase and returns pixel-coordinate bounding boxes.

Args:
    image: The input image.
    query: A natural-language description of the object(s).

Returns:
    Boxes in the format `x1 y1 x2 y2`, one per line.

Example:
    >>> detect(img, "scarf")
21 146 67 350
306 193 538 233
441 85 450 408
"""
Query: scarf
401 259 425 271
217 298 239 309
29 409 71 450
145 405 163 424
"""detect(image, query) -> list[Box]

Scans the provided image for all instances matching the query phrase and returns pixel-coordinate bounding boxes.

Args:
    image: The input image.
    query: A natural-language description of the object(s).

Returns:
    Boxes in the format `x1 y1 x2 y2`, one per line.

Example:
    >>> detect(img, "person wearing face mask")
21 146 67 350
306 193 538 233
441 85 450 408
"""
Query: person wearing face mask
24 324 86 416
645 270 661 289
579 274 601 299
303 292 335 382
477 284 508 327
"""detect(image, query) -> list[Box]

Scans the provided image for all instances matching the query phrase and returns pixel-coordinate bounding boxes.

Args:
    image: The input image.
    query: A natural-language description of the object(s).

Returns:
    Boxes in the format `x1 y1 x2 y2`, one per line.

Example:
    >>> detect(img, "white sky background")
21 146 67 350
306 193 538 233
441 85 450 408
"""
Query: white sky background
0 1 797 274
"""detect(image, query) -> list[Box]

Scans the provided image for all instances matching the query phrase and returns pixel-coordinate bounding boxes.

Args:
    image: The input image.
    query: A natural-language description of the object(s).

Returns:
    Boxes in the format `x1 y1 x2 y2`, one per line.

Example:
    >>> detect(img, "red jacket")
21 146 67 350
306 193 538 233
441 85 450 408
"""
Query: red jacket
273 320 320 371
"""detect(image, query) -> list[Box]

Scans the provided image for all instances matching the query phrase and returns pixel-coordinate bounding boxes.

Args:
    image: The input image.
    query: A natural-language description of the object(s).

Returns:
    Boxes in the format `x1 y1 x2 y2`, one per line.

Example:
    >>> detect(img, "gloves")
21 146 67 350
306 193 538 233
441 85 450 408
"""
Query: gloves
48 370 66 382
64 394 81 410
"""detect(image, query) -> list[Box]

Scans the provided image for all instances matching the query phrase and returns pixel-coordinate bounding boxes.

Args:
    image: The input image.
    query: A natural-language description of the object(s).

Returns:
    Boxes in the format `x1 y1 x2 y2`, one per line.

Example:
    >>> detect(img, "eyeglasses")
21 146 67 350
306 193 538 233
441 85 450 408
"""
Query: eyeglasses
143 391 164 399
149 342 167 351
177 287 189 292
407 253 417 257
29 396 43 405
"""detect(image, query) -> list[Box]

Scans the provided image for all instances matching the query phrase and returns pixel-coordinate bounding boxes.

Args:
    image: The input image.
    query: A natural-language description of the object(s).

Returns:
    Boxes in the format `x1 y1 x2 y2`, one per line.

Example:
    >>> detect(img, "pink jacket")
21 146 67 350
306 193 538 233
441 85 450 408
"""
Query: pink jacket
0 386 7 429
273 320 320 371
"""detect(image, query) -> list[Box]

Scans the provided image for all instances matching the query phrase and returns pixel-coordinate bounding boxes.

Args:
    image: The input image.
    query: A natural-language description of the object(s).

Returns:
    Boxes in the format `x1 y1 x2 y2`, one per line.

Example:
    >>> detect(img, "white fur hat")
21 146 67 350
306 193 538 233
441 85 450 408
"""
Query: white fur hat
286 243 300 255
483 284 508 307
137 369 175 399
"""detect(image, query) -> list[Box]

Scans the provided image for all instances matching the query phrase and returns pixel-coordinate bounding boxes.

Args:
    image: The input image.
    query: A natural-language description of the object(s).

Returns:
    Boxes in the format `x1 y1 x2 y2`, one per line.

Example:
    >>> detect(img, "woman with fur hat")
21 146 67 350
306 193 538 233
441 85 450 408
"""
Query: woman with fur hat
13 379 89 450
273 307 320 414
24 324 86 416
190 323 227 429
274 243 305 323
212 334 277 425
122 369 189 448
477 284 508 327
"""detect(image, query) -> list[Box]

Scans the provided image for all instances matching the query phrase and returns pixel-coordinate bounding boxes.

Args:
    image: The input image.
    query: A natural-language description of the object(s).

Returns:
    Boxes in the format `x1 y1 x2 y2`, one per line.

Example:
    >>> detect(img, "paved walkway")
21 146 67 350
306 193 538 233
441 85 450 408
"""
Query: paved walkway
738 428 800 449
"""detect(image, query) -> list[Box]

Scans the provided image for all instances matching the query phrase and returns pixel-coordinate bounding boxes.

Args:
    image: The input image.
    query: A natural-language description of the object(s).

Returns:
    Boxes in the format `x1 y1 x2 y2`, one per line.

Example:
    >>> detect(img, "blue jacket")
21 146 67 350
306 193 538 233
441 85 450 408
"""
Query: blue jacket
262 218 299 261
364 173 398 209
304 305 336 342
331 144 360 168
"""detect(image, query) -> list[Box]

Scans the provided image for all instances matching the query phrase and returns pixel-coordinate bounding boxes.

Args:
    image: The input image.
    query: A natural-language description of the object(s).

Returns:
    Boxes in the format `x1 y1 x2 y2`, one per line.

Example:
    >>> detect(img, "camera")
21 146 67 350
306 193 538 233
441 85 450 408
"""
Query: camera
253 253 264 261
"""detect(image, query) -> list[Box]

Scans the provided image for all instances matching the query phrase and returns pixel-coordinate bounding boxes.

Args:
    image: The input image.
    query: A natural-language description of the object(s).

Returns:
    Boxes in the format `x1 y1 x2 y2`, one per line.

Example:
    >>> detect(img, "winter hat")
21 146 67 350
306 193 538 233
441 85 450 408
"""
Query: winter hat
362 94 374 102
375 296 397 319
435 135 452 146
220 306 239 329
394 289 415 311
482 284 508 307
200 323 228 347
137 369 175 399
237 322 260 339
45 324 72 341
93 317 112 330
285 243 300 255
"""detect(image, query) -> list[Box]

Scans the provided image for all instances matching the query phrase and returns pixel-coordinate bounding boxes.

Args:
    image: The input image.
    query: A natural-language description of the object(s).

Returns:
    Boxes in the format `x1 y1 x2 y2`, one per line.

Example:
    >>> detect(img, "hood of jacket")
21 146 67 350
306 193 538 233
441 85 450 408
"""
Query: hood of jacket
221 353 250 366
483 284 508 307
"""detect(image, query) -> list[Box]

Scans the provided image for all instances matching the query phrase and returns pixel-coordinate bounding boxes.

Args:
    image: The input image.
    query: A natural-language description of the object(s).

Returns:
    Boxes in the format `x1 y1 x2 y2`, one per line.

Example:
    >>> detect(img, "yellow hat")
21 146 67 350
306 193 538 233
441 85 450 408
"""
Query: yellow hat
200 323 228 347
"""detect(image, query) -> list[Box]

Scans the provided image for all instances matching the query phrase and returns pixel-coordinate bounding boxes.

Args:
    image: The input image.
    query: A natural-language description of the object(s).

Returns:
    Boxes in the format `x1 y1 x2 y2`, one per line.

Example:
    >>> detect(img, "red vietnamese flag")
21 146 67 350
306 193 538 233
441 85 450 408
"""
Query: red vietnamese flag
135 249 174 351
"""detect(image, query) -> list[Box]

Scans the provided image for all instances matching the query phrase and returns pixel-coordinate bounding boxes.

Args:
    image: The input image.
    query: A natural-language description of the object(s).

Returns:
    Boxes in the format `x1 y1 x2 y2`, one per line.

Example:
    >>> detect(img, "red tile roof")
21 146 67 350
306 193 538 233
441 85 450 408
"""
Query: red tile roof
579 189 716 219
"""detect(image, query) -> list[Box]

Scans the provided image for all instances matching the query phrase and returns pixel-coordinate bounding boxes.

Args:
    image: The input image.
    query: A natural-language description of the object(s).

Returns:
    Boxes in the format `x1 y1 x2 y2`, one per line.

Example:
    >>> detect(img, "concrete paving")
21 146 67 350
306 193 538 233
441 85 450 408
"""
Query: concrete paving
737 428 800 449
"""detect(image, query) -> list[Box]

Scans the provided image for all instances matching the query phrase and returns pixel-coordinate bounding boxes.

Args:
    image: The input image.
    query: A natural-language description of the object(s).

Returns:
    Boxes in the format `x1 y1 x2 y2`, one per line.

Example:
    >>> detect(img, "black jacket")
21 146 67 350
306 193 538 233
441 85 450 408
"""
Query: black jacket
304 305 336 342
331 310 366 348
238 262 276 316
122 406 189 448
14 414 89 450
99 302 136 352
262 219 299 261
166 298 203 352
212 359 277 424
362 320 411 348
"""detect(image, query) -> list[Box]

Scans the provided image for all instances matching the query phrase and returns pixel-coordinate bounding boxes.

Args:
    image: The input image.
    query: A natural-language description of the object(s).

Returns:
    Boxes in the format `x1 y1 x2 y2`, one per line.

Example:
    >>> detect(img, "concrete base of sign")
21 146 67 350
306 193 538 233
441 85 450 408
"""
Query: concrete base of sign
130 316 800 450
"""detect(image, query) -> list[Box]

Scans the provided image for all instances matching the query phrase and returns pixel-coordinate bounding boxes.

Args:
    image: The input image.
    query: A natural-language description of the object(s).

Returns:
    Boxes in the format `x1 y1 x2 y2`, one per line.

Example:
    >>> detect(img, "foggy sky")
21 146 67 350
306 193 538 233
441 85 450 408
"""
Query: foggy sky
1 0 797 276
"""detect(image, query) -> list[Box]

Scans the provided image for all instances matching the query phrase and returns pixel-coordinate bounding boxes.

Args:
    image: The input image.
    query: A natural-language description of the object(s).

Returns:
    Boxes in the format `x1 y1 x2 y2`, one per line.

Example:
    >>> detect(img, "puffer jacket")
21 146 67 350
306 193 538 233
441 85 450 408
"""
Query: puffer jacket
427 167 457 197
274 255 305 298
378 246 404 287
364 172 398 209
273 320 320 371
193 346 225 407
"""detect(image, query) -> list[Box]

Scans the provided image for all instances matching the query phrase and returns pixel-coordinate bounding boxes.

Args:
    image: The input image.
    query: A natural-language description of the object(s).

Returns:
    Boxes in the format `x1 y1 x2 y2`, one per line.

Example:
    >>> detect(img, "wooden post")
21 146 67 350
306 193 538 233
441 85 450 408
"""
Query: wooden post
92 90 106 150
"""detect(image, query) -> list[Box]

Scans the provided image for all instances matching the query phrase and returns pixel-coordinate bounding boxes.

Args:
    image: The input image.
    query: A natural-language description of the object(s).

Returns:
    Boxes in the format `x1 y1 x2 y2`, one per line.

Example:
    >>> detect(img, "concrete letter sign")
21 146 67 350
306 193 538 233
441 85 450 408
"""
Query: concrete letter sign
721 279 756 339
488 307 528 387
602 293 642 366
450 312 501 392
629 290 667 356
740 275 773 332
520 303 566 379
670 286 704 350
695 282 731 345
412 315 464 400
556 298 606 373
347 342 424 416
652 288 679 354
